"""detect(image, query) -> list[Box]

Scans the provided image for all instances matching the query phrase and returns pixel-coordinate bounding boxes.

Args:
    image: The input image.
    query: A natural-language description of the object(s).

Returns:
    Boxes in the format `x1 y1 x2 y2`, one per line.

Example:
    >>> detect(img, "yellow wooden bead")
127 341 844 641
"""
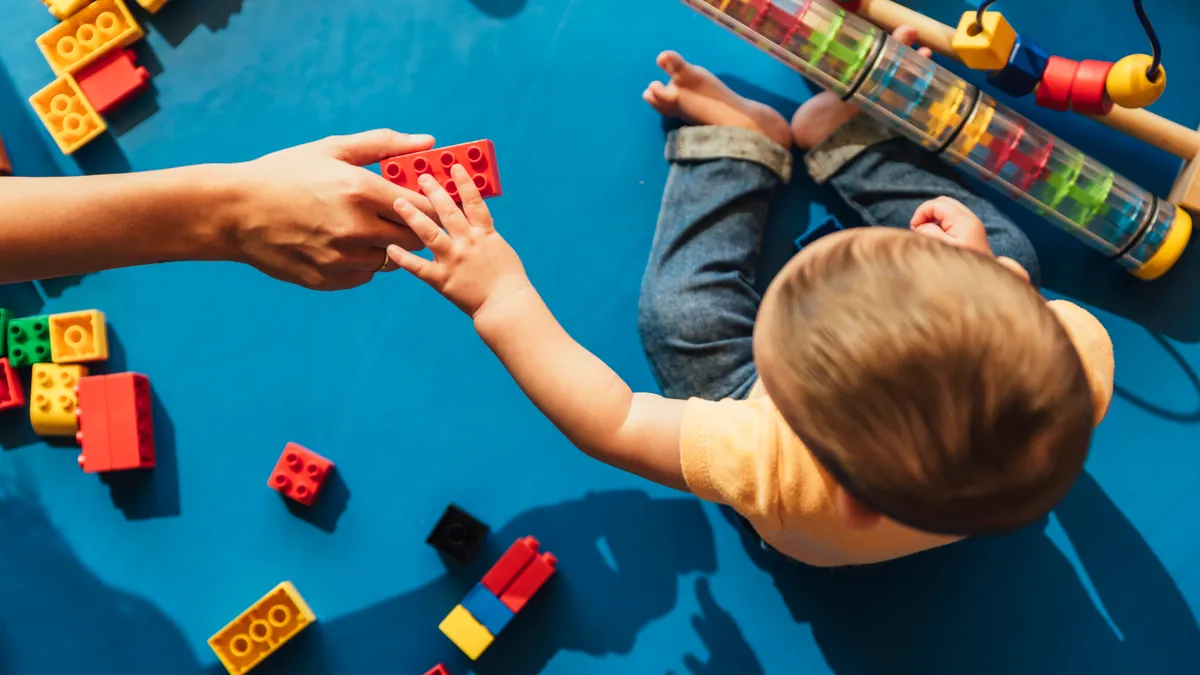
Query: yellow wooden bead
951 11 1017 71
1106 54 1166 109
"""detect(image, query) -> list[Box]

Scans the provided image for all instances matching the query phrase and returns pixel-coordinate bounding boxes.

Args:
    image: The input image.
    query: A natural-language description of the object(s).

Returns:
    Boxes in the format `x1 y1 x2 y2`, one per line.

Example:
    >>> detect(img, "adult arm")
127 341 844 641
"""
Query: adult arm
386 166 690 491
0 129 439 290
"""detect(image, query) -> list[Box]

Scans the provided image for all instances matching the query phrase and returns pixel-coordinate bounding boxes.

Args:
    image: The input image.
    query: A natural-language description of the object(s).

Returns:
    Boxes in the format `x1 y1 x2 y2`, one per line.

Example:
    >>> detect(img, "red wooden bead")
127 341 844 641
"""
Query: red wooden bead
1035 56 1078 112
1070 59 1115 115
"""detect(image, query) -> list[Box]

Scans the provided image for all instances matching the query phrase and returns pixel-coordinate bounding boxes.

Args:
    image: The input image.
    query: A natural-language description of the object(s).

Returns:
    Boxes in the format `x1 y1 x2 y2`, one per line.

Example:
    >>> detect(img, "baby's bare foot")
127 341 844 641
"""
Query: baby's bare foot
643 51 792 149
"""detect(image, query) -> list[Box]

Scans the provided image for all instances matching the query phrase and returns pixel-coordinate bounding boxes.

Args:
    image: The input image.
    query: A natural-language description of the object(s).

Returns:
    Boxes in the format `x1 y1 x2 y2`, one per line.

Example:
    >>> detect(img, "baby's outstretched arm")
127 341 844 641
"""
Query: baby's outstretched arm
387 167 688 491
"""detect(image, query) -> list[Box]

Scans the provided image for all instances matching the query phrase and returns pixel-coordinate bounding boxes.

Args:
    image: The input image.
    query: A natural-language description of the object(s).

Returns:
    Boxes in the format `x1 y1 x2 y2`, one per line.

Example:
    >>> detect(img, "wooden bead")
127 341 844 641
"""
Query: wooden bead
1035 56 1078 112
951 11 1017 71
1070 60 1114 115
987 35 1048 97
1107 54 1167 109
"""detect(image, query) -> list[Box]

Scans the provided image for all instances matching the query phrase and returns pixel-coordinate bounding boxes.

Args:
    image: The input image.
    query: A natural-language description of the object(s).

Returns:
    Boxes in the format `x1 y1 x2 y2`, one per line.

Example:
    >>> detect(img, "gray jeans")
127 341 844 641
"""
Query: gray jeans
637 119 1039 402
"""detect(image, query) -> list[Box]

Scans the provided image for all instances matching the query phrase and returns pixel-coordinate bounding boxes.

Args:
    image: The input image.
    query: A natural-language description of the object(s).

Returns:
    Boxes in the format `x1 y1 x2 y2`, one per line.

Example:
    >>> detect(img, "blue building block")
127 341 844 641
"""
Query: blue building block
461 582 514 636
987 35 1049 98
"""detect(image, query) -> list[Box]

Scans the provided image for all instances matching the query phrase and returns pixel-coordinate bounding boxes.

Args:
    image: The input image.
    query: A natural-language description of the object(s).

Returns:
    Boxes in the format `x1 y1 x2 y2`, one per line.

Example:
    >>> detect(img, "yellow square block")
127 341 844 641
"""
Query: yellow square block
439 604 494 661
44 0 93 20
136 0 171 13
37 0 144 76
49 310 109 364
29 75 108 155
951 11 1016 71
208 582 316 675
30 364 87 437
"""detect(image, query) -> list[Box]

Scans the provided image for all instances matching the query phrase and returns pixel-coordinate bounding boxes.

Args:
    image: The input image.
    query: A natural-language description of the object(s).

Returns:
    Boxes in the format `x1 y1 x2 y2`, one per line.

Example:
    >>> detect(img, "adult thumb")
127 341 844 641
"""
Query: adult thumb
323 129 436 166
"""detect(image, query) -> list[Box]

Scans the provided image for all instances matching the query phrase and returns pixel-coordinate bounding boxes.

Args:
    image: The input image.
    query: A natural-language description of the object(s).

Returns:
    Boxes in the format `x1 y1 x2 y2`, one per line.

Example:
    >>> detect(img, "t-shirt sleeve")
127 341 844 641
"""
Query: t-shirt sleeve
679 397 783 525
1048 299 1115 425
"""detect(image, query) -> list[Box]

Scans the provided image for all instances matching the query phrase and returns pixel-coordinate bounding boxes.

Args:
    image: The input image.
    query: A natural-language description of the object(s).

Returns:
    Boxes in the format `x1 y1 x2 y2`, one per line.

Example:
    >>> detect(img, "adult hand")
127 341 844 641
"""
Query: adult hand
222 130 441 290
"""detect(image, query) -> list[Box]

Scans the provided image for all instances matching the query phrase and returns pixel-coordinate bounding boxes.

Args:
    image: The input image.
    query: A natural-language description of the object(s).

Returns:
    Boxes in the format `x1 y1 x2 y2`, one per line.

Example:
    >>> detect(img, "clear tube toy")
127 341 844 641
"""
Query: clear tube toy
682 0 1192 279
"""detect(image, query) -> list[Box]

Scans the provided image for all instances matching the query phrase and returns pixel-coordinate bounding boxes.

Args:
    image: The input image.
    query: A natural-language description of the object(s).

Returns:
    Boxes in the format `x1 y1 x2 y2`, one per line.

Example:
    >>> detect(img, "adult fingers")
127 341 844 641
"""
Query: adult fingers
417 174 471 238
450 164 494 230
387 244 442 286
322 129 436 167
393 197 453 257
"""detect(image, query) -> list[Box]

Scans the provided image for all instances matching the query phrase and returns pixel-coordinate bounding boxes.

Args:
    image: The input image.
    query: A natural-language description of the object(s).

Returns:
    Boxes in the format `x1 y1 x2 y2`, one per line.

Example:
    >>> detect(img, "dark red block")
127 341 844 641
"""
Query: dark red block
481 536 540 596
76 373 154 473
269 442 334 505
380 140 502 203
499 551 557 613
0 358 24 411
423 666 449 675
76 48 150 116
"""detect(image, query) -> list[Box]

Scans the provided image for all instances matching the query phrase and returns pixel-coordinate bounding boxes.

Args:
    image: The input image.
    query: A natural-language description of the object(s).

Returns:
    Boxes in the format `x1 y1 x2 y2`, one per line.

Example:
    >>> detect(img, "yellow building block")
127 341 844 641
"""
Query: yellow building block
951 11 1016 71
136 0 171 13
209 582 316 675
29 75 107 155
43 0 93 20
439 604 494 661
37 0 144 76
49 310 109 364
30 363 87 437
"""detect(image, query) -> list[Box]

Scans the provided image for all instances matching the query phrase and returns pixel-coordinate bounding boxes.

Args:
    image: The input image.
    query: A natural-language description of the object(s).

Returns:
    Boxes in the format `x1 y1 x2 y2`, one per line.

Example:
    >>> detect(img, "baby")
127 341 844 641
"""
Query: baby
385 29 1115 566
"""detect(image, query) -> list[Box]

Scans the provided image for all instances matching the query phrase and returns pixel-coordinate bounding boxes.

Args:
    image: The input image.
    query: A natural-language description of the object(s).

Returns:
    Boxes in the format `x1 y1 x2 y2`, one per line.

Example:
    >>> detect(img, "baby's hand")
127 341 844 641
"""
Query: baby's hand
386 166 531 318
910 196 992 256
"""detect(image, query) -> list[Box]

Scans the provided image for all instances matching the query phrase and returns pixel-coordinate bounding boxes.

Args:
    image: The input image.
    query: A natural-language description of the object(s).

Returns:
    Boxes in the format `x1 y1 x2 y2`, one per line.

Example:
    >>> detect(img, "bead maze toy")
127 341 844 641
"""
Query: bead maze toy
683 0 1191 280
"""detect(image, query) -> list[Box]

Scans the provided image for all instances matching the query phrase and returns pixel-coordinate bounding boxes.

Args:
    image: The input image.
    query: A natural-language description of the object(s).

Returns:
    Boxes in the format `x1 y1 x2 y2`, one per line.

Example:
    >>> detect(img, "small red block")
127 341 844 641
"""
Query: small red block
76 48 150 116
269 442 334 505
380 140 502 203
76 373 154 473
1035 56 1078 112
1070 60 1115 115
499 552 557 613
0 358 25 411
481 536 540 596
423 666 449 675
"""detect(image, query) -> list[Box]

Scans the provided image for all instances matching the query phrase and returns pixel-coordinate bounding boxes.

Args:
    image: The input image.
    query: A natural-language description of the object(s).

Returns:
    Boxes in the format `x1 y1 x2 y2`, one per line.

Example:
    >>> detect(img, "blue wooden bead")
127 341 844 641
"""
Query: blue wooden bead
987 35 1049 97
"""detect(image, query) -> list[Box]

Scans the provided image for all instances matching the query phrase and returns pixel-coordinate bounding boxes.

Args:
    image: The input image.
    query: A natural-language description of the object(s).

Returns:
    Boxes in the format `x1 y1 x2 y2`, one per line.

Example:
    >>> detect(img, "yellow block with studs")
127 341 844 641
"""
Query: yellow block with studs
49 310 109 364
36 0 144 76
30 363 87 437
208 582 316 675
43 0 93 20
439 604 495 660
135 0 171 12
29 74 107 155
951 11 1016 71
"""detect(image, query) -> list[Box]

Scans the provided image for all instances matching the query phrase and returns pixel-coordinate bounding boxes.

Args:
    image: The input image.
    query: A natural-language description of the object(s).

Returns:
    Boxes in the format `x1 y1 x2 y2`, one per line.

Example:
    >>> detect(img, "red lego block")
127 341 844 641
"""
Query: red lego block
423 666 449 675
269 442 334 506
481 536 541 596
1035 56 1078 113
0 358 25 411
1070 59 1115 116
498 551 557 613
380 140 501 203
76 48 150 116
75 373 154 473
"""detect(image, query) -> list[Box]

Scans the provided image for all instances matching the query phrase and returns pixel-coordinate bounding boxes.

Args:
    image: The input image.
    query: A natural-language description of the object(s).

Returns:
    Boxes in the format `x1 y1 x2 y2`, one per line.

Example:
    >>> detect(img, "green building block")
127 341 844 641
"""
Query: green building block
7 315 52 367
0 308 9 356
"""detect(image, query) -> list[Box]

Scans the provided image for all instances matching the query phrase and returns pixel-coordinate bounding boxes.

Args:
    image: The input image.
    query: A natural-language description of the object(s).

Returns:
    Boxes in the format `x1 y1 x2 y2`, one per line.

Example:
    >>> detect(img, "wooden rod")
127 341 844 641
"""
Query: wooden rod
855 0 1200 160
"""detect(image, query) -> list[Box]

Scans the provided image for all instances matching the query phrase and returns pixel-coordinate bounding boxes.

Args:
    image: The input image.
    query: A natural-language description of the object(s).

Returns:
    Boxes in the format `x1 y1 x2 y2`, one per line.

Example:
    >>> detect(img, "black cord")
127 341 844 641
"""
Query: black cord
1133 0 1163 81
975 0 1000 30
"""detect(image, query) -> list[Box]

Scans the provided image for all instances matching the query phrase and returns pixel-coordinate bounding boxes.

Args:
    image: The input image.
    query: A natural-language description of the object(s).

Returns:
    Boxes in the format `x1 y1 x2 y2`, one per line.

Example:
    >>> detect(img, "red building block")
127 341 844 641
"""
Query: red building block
269 442 334 506
1070 60 1115 116
380 140 502 203
1035 56 1079 112
423 666 449 675
0 358 25 411
76 48 150 116
75 373 155 473
481 536 541 596
498 551 557 613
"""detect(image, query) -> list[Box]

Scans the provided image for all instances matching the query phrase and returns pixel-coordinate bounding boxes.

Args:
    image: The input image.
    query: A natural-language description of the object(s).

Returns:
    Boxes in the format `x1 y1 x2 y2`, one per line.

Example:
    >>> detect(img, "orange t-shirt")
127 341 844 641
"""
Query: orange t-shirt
679 300 1115 566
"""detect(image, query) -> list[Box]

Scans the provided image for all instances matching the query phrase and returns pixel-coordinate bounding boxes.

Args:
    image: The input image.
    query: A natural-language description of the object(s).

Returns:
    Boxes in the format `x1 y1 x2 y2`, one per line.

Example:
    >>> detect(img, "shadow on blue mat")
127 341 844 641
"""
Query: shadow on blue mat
0 484 715 674
715 471 1200 674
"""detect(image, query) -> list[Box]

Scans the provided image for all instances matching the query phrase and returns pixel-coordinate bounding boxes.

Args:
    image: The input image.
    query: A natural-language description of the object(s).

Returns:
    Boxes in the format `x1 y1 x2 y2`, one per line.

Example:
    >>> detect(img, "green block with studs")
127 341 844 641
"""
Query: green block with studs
8 315 52 367
0 308 10 355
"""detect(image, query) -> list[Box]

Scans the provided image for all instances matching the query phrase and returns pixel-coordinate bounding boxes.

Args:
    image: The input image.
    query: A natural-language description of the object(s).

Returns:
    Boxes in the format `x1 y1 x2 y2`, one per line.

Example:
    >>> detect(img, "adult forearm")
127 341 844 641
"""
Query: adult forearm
0 165 235 283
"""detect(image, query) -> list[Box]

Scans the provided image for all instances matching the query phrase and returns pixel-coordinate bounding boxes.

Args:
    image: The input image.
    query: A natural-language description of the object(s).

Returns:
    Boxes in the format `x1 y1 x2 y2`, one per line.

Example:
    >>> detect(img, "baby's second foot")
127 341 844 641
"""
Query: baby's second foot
643 51 792 149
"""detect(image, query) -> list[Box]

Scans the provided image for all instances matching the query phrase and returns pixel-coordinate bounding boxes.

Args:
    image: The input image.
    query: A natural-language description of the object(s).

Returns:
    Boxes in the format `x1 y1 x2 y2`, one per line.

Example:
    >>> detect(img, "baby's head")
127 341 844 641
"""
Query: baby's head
754 228 1095 536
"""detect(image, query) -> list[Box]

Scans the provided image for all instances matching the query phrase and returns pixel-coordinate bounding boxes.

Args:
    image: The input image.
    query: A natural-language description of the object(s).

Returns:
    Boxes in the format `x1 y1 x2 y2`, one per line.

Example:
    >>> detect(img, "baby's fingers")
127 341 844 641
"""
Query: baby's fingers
393 197 452 257
387 245 443 287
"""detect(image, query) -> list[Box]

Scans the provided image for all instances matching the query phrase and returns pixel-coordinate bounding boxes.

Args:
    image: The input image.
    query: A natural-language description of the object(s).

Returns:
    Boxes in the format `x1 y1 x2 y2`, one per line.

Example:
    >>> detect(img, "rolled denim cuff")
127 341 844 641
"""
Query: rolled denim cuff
803 114 900 184
665 125 792 183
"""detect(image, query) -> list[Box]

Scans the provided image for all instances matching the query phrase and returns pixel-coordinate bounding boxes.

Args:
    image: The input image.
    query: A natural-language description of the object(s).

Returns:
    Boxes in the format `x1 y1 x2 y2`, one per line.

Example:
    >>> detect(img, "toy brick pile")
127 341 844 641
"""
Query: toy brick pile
28 0 164 155
0 308 155 472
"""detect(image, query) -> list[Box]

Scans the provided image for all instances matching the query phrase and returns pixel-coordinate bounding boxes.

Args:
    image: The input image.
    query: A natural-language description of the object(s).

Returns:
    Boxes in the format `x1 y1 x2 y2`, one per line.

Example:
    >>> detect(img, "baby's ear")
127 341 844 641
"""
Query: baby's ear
996 256 1031 283
834 487 883 530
